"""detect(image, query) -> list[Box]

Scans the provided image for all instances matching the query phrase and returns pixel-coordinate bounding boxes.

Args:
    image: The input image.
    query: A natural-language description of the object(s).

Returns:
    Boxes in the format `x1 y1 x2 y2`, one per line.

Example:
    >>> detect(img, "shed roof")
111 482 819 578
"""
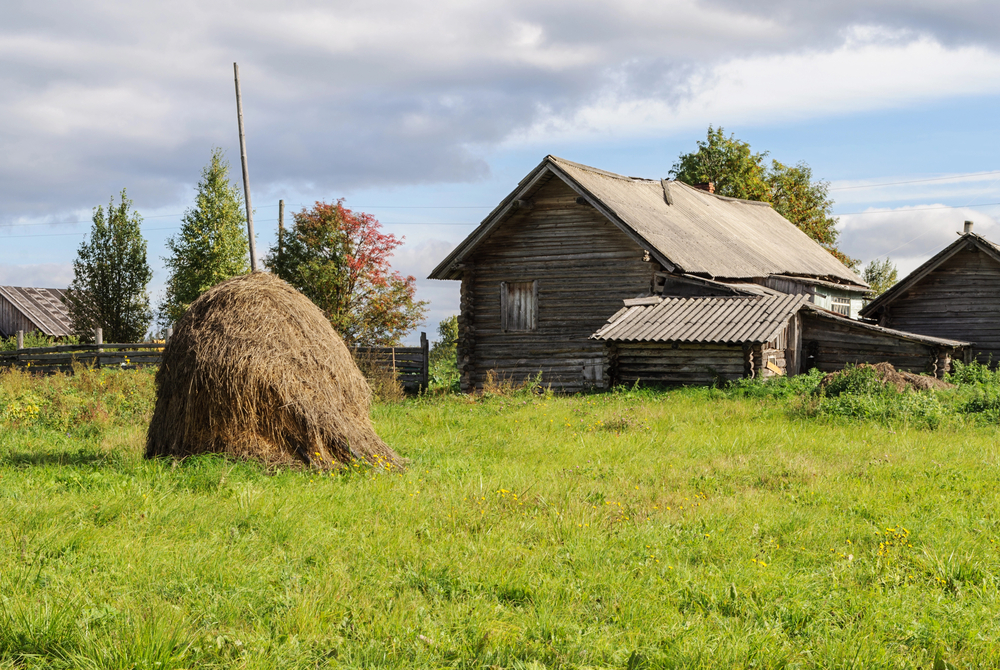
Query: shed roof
430 155 866 288
591 294 808 344
0 286 73 337
860 232 1000 317
592 293 970 349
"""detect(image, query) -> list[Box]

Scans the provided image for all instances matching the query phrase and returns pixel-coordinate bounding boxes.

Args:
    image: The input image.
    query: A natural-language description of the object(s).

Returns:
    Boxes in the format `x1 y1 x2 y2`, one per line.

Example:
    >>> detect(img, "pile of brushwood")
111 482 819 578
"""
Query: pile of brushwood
723 360 1000 429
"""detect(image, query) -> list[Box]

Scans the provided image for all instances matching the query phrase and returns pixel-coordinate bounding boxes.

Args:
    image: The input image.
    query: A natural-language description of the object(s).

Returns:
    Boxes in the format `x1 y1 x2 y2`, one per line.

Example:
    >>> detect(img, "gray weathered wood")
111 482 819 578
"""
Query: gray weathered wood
278 199 285 265
234 62 258 272
16 330 23 350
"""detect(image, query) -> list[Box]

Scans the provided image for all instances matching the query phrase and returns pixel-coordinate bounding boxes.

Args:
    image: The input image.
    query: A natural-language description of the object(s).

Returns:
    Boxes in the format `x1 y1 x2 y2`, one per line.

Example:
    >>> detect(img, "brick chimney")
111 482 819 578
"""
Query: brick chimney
964 220 974 234
694 182 715 194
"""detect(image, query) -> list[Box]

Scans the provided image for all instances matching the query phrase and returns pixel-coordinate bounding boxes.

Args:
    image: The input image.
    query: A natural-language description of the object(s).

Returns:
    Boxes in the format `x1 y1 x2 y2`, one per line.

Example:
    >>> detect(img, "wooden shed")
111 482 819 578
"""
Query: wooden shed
429 155 869 392
0 286 73 338
592 293 968 386
861 226 1000 364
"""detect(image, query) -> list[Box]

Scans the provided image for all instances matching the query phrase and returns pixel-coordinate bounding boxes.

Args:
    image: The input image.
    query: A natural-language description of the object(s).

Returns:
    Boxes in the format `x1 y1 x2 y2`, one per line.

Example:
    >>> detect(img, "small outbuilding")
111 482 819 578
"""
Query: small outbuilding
593 292 968 386
861 223 1000 365
0 286 73 338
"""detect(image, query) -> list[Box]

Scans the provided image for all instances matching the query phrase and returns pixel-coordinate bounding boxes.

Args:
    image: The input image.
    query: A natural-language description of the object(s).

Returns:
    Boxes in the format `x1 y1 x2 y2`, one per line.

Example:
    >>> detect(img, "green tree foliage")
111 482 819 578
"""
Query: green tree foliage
671 126 856 268
265 201 428 346
430 315 458 365
670 126 770 201
862 257 898 298
64 190 153 342
159 148 249 325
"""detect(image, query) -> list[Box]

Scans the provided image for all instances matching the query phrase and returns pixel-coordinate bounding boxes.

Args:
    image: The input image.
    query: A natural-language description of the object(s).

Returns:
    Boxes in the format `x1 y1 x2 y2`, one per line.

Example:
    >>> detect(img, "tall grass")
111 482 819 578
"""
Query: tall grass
3 369 1000 667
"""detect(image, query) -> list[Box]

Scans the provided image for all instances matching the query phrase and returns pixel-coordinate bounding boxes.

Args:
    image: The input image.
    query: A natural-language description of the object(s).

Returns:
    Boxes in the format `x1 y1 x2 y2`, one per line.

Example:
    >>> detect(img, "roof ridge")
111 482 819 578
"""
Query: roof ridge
546 155 655 182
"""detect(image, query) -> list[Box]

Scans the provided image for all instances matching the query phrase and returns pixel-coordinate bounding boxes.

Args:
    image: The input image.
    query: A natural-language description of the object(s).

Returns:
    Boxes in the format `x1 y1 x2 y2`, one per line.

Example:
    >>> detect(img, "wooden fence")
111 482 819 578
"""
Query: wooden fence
0 343 164 374
352 333 429 392
0 331 430 391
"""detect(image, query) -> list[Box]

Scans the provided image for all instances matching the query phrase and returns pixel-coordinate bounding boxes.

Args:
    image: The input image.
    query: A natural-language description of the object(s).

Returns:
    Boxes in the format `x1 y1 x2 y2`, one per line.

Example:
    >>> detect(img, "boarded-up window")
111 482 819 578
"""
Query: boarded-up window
501 281 537 332
831 297 851 316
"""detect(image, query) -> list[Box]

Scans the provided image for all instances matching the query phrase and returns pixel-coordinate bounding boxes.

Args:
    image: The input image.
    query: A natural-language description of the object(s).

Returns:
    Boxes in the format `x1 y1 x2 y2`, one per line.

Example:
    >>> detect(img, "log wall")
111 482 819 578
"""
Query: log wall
461 176 656 392
801 312 943 375
613 343 746 386
875 246 1000 364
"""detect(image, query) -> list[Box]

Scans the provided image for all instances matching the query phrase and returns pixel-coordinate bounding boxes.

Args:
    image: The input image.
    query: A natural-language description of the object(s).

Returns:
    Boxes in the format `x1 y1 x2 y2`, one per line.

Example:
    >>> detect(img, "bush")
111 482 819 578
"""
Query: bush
817 390 944 429
947 359 1000 387
821 364 888 397
956 386 1000 422
725 368 824 399
428 316 459 393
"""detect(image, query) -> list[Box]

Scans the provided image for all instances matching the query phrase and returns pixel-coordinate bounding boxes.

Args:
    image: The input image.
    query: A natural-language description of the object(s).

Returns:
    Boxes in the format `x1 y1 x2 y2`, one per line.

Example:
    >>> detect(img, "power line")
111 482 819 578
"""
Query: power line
0 226 180 240
830 170 1000 191
1 204 490 229
0 221 478 239
837 201 1000 216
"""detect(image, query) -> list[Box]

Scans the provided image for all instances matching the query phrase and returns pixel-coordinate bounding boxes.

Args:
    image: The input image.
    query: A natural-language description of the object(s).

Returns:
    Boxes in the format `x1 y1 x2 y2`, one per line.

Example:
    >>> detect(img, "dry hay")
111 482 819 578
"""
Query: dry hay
145 272 402 470
820 362 954 393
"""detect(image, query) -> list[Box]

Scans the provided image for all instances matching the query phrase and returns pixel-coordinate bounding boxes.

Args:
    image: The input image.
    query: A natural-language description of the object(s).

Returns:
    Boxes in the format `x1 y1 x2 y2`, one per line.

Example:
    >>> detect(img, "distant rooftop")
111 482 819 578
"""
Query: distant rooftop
0 286 73 337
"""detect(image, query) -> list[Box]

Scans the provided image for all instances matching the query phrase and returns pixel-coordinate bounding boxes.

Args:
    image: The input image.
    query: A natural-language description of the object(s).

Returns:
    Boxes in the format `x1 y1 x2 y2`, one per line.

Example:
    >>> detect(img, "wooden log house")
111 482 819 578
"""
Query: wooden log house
0 286 73 339
861 222 1000 365
430 156 964 391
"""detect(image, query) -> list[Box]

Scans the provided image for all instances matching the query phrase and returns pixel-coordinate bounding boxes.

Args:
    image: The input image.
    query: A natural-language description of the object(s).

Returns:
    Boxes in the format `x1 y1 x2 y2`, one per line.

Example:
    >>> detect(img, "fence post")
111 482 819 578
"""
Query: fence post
95 327 103 368
16 330 23 350
166 326 173 343
420 331 428 390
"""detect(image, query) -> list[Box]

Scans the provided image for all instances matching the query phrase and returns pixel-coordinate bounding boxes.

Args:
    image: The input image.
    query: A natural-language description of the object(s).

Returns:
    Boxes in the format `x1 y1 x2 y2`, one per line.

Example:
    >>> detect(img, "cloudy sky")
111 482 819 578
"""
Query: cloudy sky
2 0 998 342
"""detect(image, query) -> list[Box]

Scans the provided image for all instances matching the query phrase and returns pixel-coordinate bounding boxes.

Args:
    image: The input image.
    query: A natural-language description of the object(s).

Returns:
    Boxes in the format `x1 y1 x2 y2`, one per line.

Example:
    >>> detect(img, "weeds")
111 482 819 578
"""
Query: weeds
352 350 406 403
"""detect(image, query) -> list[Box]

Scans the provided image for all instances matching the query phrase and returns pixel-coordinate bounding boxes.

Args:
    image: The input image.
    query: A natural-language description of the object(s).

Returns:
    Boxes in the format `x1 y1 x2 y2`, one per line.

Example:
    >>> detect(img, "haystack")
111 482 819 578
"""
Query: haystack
145 272 401 469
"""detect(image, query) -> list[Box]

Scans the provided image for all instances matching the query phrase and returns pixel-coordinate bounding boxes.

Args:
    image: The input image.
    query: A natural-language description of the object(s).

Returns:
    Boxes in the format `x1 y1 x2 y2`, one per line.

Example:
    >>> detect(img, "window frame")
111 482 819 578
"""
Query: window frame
500 280 538 333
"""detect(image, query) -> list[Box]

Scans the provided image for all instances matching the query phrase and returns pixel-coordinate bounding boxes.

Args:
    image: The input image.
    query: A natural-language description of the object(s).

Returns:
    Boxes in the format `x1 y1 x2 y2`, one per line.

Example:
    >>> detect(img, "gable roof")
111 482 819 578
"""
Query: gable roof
860 232 1000 318
0 286 73 337
430 155 865 288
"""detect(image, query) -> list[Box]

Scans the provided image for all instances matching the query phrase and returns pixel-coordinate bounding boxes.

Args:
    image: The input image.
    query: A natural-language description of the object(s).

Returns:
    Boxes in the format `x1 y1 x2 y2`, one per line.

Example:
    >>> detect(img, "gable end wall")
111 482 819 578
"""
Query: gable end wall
461 178 656 392
878 247 1000 364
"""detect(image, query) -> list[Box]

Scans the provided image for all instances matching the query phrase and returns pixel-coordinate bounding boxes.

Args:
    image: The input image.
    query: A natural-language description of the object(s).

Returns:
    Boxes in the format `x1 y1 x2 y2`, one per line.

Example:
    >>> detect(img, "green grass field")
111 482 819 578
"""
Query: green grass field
3 368 1000 668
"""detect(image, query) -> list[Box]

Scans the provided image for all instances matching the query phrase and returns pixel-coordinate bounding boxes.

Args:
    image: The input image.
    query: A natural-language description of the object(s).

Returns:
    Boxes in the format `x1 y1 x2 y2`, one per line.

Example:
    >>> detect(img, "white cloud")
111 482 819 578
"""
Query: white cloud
0 263 74 288
511 37 1000 143
839 204 999 275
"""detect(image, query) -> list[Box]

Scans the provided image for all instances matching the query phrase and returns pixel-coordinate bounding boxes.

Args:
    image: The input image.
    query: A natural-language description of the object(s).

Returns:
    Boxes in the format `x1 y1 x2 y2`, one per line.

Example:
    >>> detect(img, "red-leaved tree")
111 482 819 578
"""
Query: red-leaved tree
265 201 427 346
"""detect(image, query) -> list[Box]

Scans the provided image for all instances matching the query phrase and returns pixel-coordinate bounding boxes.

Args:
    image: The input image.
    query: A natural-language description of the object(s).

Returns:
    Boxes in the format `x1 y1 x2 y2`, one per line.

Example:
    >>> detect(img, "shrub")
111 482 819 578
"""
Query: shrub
817 390 944 429
947 359 1000 387
821 364 888 397
725 368 824 399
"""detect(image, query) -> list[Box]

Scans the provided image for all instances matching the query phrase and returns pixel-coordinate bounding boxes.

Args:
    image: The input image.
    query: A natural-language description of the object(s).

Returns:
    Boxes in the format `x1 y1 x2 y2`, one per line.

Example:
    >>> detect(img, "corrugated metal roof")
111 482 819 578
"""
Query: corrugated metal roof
551 157 864 285
591 294 808 344
430 155 866 288
0 286 73 337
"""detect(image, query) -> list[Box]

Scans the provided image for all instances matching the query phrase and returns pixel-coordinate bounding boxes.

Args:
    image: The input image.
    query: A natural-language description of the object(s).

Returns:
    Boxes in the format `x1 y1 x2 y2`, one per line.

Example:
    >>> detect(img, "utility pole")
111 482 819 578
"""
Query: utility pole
233 62 259 272
278 199 285 266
